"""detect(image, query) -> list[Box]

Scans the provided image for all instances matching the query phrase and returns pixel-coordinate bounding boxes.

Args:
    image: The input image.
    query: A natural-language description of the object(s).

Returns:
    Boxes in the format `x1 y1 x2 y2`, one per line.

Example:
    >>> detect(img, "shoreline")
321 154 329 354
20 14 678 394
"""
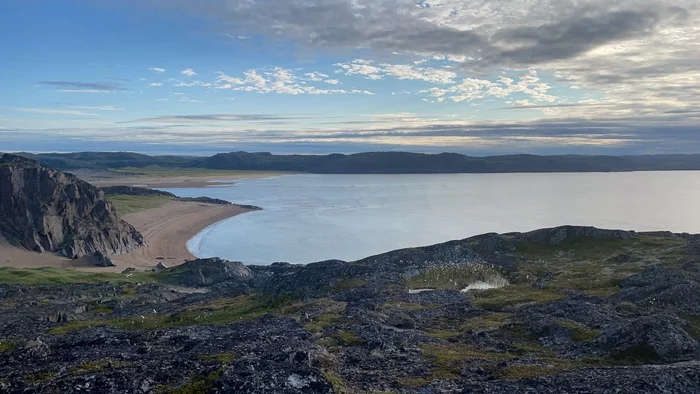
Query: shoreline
0 200 254 272
110 200 253 272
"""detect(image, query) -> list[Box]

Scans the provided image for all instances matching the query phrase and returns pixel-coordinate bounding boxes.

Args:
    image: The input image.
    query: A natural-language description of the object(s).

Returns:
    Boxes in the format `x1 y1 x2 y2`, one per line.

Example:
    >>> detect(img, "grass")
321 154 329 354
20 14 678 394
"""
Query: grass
557 320 601 342
70 359 131 375
0 339 17 353
198 352 236 363
90 304 114 315
48 295 279 334
381 301 439 311
329 278 366 292
332 330 363 346
24 370 57 383
515 237 635 261
471 285 564 311
0 267 161 285
322 368 353 394
304 313 343 333
106 194 172 214
460 312 510 331
406 262 506 291
412 342 515 384
169 367 223 394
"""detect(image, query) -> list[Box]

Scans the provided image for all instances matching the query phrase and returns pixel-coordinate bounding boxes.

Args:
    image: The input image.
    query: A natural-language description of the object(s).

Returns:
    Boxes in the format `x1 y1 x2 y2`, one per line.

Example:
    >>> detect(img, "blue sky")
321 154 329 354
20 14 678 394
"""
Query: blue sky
1 0 698 155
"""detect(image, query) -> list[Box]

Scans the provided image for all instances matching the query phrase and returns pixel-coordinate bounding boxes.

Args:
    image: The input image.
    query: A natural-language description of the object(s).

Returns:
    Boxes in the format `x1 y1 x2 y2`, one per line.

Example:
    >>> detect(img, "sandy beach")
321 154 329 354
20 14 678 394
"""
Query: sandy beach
0 200 253 272
84 171 288 189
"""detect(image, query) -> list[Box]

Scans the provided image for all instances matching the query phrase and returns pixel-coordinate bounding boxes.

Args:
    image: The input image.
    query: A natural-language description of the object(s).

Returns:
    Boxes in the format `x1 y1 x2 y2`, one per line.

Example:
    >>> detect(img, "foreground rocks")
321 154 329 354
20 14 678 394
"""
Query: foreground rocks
0 154 144 259
2 227 700 393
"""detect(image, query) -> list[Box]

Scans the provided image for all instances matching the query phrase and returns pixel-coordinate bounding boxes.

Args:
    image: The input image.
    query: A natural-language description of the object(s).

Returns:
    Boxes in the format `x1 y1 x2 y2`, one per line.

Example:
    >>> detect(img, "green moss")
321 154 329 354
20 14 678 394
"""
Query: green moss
557 321 601 342
424 329 461 340
90 304 114 315
70 359 131 375
304 313 342 333
329 278 366 292
49 295 278 334
322 369 353 394
515 237 634 261
24 370 57 383
381 301 438 311
198 352 236 363
0 267 161 285
332 330 363 346
471 286 563 311
170 367 223 394
460 312 510 331
407 263 505 291
0 340 17 353
418 342 514 382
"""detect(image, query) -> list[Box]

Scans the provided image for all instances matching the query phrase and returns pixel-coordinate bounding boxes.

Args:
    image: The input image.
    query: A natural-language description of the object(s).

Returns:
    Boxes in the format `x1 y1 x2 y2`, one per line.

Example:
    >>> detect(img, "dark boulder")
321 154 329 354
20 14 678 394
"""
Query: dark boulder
597 315 698 363
166 257 252 287
92 251 117 267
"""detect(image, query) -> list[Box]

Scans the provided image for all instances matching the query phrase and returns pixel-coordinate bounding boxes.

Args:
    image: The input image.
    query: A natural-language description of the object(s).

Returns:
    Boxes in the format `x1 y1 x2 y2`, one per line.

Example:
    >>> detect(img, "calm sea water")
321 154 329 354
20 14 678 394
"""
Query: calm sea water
164 172 700 265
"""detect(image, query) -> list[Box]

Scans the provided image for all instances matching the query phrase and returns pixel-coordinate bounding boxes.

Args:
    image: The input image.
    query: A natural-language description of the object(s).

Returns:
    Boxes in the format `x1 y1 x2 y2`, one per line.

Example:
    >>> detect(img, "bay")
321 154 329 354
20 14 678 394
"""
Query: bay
165 172 700 265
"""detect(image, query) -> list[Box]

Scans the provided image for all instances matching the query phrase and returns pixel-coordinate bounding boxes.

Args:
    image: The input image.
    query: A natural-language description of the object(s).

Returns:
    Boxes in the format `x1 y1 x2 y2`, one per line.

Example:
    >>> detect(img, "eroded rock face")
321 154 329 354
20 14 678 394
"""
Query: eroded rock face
0 154 144 258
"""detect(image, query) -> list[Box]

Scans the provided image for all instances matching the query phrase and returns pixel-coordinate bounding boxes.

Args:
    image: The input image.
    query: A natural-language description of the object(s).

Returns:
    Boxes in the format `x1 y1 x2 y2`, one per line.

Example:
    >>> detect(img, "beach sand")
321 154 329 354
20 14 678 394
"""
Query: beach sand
85 172 287 189
0 200 252 272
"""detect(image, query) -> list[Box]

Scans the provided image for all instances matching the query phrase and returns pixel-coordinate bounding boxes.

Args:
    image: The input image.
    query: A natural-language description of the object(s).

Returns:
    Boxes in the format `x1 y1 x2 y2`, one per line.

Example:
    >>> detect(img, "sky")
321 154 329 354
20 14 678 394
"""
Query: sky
1 0 699 155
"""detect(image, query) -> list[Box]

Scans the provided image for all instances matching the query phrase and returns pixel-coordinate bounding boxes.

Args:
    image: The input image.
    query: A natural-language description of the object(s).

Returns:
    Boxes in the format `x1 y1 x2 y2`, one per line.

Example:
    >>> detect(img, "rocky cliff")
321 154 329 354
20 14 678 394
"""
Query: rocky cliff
0 154 144 259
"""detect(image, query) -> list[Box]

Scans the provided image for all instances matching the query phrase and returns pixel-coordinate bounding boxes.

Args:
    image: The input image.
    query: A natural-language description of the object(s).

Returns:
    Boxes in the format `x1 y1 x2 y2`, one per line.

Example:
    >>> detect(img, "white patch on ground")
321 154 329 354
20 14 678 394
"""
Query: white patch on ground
461 277 510 292
287 374 313 389
408 288 437 294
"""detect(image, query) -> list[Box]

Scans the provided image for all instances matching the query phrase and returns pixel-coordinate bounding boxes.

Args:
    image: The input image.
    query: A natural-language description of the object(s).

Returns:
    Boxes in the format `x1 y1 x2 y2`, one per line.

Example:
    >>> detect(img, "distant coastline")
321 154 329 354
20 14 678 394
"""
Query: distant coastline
11 151 700 175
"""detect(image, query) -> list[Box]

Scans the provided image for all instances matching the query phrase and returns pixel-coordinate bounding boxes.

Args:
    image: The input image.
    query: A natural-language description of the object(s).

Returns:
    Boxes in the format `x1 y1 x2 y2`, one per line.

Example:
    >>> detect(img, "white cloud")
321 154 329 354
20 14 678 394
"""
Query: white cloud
70 105 124 111
175 80 212 87
181 68 197 76
420 72 557 104
149 82 163 87
12 107 99 116
215 67 373 95
149 67 166 73
335 59 456 84
305 72 330 81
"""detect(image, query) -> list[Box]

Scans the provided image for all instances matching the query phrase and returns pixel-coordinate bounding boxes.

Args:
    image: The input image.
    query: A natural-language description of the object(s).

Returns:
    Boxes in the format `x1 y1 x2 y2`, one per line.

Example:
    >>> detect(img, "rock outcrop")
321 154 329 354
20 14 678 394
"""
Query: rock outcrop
166 257 252 287
0 154 144 258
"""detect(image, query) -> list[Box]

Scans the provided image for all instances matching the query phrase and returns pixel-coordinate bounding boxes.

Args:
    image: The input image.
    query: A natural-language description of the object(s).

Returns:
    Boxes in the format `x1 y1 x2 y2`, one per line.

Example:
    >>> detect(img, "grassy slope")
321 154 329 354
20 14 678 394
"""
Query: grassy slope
106 194 173 215
0 267 160 285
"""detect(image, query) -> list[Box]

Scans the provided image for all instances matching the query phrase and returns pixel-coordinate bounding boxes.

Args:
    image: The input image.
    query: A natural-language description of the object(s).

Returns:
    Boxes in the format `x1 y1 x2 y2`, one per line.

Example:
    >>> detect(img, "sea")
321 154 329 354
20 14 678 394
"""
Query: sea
163 171 700 265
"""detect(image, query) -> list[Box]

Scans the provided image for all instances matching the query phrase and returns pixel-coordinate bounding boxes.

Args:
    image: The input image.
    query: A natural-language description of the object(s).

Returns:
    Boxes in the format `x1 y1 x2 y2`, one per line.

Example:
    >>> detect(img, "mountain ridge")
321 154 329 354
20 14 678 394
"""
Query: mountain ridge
9 151 700 173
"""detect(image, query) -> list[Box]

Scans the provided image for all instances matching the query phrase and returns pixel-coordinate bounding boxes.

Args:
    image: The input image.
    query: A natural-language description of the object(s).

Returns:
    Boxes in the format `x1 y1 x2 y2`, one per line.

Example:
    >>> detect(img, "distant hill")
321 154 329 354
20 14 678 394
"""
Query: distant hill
9 151 700 173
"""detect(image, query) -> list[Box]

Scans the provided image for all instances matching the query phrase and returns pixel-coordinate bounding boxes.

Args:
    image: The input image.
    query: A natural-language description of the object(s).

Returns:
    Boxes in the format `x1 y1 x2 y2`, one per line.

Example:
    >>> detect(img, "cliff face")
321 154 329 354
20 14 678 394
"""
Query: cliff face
0 154 144 258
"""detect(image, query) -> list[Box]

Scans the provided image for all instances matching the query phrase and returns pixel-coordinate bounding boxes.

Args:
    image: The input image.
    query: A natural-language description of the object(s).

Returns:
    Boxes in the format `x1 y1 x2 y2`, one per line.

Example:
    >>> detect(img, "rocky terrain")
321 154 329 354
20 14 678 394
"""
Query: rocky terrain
0 154 144 259
2 225 700 393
